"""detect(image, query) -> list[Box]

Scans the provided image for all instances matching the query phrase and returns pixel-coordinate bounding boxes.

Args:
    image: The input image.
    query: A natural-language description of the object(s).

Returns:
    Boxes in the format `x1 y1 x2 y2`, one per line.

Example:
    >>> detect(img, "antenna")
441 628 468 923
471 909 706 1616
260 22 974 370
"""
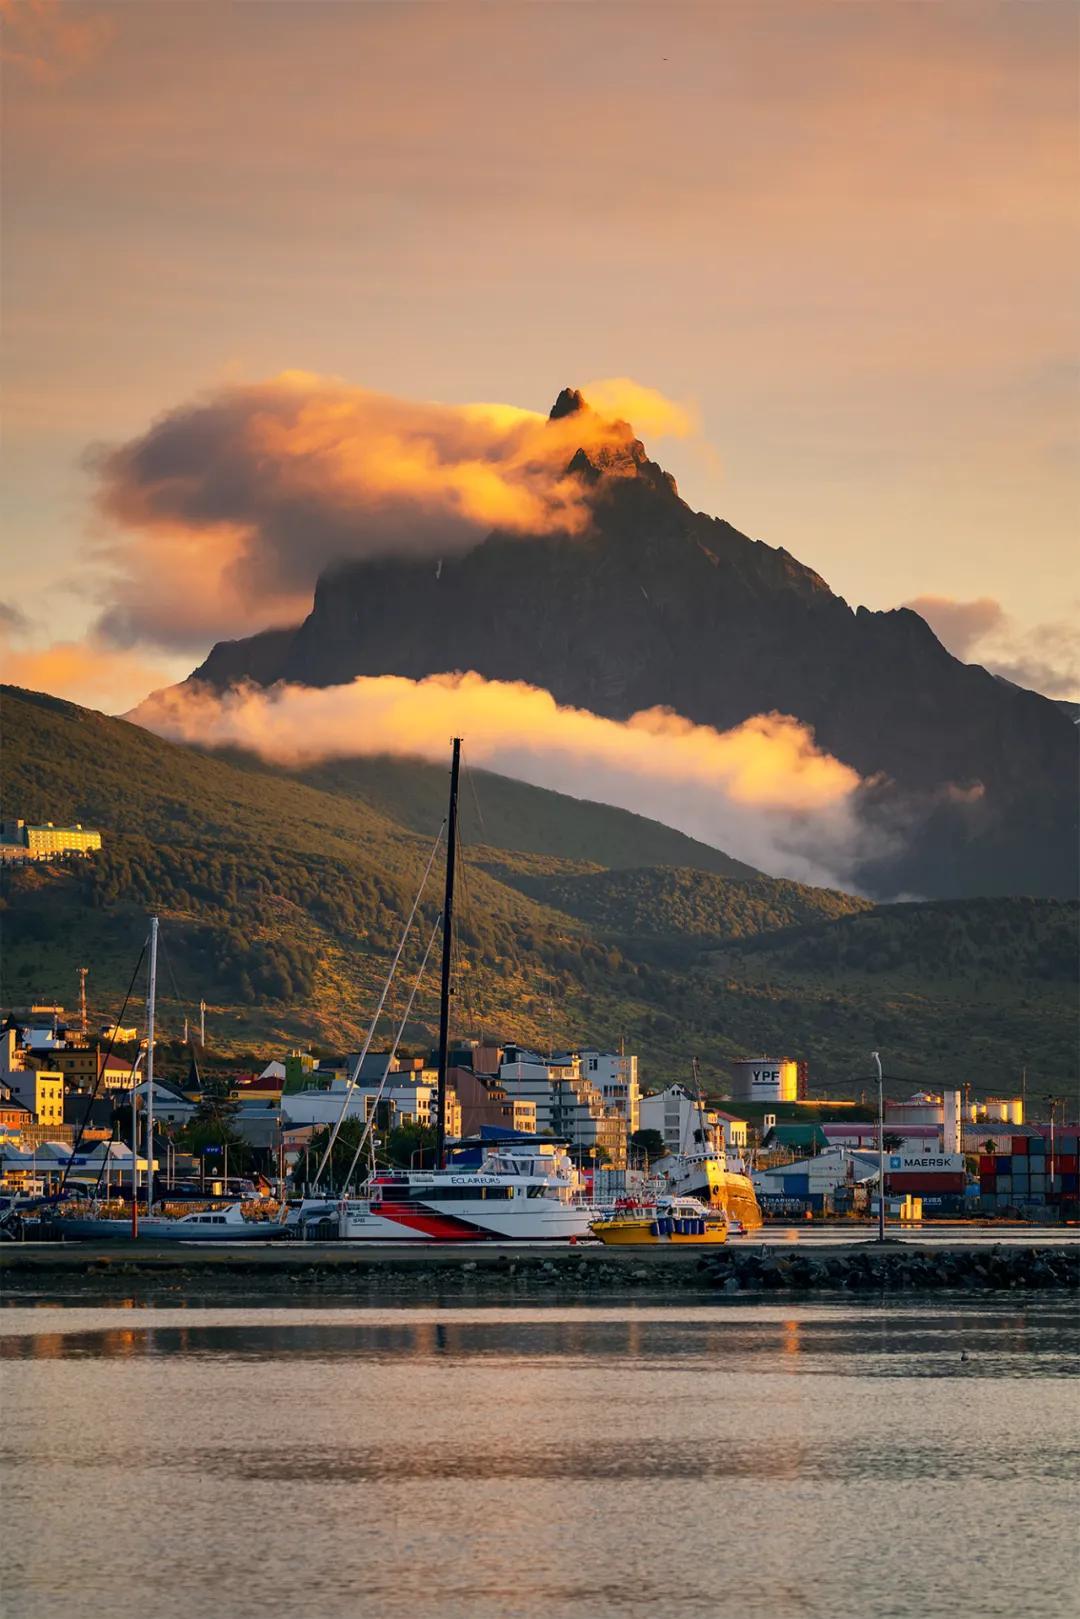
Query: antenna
77 966 89 1038
199 998 206 1047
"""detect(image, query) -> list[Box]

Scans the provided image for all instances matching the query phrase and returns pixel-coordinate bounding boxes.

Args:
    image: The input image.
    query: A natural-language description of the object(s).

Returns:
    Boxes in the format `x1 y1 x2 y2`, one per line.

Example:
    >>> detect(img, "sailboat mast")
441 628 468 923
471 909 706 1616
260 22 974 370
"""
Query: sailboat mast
435 738 462 1169
145 916 159 1211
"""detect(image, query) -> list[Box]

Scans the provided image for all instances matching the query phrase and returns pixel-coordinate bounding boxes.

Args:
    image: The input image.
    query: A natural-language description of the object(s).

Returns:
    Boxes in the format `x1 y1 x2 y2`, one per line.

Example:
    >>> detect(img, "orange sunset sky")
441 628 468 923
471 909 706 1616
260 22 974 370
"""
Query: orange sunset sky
1 0 1077 710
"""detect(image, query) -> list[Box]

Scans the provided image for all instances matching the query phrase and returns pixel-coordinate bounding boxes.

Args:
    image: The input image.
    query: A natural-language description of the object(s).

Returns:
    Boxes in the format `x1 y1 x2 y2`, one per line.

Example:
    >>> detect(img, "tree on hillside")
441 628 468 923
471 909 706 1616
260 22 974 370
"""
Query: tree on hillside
298 1117 364 1189
631 1128 667 1164
384 1123 438 1168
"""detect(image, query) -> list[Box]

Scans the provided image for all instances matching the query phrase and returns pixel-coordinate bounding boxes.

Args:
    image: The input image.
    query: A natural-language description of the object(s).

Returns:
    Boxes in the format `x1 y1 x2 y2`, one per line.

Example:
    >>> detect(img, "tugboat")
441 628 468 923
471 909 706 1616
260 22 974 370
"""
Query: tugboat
589 1193 729 1246
657 1060 763 1229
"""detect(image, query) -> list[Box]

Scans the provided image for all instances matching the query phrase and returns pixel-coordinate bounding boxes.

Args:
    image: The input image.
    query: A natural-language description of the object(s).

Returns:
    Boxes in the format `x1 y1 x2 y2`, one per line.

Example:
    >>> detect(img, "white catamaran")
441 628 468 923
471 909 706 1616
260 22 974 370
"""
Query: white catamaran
290 738 596 1243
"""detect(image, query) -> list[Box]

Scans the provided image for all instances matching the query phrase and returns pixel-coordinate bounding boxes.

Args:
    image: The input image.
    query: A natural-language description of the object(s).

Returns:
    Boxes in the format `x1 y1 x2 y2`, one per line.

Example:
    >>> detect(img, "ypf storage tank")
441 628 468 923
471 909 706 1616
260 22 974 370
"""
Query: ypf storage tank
730 1058 798 1103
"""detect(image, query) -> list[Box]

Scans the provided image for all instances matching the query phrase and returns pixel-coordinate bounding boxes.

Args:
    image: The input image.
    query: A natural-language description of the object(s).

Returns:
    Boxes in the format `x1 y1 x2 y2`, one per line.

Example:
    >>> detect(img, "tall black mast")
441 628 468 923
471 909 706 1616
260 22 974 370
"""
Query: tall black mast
435 737 462 1169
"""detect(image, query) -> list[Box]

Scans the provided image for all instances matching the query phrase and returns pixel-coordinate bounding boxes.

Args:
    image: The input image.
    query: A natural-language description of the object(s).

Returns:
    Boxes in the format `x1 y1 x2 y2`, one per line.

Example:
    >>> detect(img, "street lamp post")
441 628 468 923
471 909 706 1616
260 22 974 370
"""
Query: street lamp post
872 1050 885 1243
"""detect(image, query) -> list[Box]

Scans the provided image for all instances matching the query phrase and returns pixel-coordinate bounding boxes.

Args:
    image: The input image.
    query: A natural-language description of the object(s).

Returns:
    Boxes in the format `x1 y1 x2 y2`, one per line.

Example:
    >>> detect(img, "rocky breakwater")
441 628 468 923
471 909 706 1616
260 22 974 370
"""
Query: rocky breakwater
701 1244 1080 1295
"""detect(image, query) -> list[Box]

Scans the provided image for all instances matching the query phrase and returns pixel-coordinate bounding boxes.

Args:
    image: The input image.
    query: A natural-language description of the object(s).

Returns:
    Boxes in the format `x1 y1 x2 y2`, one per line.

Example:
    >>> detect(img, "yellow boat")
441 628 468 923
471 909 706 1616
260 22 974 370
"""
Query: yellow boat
590 1195 729 1246
692 1155 763 1230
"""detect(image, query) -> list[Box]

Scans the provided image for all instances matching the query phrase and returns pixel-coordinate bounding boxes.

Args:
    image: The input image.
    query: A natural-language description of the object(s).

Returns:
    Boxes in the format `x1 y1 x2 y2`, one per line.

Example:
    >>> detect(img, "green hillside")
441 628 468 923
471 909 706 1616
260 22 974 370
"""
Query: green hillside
490 864 871 951
1 684 1076 1100
285 754 759 878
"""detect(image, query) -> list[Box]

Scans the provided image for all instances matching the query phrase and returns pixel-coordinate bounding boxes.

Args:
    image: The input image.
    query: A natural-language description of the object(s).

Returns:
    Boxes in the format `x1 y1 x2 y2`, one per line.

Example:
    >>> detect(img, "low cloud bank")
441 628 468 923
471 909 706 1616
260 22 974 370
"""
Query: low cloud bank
907 594 1078 701
130 670 874 891
91 373 692 653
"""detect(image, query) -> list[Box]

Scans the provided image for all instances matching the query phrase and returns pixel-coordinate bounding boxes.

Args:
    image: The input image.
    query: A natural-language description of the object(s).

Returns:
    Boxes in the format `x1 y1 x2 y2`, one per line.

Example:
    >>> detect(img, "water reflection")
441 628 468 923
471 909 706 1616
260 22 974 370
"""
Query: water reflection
2 1300 1077 1619
1 1304 1075 1377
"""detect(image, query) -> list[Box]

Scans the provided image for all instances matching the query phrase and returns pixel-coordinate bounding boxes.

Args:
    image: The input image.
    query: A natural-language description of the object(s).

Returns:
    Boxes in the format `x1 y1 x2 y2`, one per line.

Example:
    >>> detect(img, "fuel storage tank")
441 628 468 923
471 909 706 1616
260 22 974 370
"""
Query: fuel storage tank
730 1058 799 1103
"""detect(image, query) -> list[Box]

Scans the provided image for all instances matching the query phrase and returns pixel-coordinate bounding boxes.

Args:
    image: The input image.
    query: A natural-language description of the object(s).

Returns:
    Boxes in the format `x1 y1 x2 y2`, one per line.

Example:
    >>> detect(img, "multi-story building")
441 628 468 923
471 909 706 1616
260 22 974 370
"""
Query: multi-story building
451 1066 538 1137
497 1046 633 1167
578 1050 639 1137
281 1077 461 1139
1 1029 64 1124
3 1067 65 1128
1 820 102 857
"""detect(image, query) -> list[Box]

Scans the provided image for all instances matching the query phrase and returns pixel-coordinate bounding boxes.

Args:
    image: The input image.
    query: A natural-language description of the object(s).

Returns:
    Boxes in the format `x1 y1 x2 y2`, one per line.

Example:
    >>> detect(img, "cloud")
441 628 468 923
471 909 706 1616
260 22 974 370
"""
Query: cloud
0 601 32 637
906 594 1079 700
90 373 692 653
129 670 873 890
0 636 177 715
0 0 112 85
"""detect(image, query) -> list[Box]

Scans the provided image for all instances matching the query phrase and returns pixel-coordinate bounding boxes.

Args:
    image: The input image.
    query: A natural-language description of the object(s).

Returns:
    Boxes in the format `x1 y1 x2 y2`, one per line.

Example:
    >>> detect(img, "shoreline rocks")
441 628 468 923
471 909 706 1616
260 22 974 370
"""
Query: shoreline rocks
1 1241 1076 1299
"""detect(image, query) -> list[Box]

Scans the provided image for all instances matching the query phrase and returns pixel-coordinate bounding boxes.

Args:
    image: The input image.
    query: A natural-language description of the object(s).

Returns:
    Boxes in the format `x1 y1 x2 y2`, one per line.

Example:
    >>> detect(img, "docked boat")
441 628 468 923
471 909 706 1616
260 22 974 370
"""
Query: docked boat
45 1201 287 1242
590 1194 728 1246
660 1148 763 1230
656 1060 763 1229
290 1140 595 1242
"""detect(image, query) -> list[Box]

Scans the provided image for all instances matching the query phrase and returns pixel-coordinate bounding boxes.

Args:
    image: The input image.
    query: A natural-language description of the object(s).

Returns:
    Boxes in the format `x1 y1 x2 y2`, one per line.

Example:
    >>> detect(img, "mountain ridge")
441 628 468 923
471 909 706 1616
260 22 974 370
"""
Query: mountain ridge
188 393 1077 902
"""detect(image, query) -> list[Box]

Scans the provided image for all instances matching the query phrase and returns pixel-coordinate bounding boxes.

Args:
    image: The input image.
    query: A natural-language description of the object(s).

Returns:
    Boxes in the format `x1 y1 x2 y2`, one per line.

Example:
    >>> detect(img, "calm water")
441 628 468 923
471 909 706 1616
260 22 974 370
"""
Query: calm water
2 1297 1077 1619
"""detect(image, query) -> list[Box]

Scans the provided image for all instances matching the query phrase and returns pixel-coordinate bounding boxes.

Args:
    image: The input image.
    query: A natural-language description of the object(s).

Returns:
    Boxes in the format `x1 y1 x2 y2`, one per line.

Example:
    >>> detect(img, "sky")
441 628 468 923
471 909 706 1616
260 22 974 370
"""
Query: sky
1 0 1078 711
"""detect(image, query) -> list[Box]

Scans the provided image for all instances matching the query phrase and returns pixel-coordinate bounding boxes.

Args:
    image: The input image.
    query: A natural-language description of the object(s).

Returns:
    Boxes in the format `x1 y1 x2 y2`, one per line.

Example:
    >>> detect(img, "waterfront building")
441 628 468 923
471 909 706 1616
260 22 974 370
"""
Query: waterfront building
498 1047 630 1167
451 1065 538 1137
638 1084 747 1156
1 1030 65 1126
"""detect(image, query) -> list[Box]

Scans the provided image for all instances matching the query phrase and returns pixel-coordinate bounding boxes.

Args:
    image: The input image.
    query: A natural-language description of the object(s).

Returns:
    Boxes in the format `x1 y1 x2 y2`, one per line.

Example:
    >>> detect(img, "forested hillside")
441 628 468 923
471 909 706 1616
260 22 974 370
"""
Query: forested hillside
2 685 1076 1099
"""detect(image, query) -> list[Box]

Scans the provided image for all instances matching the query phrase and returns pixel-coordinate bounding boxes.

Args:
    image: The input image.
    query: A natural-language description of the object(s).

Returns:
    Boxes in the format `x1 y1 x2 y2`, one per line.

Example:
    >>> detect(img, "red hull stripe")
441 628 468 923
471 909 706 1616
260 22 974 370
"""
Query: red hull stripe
376 1206 489 1240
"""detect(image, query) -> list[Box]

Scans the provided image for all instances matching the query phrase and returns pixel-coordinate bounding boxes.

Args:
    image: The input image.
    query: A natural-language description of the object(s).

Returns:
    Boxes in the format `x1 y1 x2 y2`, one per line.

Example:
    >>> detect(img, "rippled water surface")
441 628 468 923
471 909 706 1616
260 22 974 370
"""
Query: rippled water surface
2 1297 1077 1619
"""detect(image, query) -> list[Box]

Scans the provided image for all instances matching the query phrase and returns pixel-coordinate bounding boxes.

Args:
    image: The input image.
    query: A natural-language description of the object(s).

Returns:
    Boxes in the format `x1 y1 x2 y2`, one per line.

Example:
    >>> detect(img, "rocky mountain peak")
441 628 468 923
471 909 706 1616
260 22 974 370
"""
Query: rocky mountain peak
549 386 587 420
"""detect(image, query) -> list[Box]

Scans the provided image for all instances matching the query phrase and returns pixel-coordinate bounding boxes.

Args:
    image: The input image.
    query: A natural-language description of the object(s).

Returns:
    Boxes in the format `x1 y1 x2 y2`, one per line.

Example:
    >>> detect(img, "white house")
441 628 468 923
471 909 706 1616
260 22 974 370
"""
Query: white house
638 1085 747 1156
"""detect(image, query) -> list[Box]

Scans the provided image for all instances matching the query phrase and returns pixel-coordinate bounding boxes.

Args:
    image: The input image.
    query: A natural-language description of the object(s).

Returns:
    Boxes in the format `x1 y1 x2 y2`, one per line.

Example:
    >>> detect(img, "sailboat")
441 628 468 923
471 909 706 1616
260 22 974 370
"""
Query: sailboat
289 739 596 1242
655 1060 763 1230
45 917 283 1243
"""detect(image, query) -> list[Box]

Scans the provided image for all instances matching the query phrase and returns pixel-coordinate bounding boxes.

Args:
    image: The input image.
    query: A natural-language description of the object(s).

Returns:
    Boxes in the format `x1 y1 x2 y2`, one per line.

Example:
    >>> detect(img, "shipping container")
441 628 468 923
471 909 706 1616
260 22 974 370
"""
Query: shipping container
1012 1136 1028 1156
1059 1154 1078 1173
995 1156 1012 1173
1030 1137 1046 1156
888 1171 966 1194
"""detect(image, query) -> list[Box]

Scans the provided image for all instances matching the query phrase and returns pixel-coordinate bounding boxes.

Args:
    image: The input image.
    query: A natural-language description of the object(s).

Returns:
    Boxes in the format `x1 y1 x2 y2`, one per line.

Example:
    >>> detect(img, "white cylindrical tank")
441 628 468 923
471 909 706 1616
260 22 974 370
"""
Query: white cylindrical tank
730 1058 798 1103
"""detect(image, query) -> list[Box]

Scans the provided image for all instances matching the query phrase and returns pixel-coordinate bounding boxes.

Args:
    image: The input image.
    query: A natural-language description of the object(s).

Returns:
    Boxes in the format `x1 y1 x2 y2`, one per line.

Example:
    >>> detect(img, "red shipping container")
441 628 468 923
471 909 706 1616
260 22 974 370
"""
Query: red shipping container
1012 1137 1028 1156
888 1172 966 1194
979 1155 996 1174
1058 1154 1078 1173
980 1175 996 1192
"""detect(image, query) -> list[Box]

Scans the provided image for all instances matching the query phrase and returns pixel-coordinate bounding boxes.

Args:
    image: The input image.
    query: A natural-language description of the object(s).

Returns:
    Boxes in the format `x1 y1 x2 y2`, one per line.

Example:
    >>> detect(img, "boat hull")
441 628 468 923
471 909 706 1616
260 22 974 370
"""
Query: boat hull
665 1160 763 1229
44 1216 285 1242
297 1200 595 1242
590 1218 727 1246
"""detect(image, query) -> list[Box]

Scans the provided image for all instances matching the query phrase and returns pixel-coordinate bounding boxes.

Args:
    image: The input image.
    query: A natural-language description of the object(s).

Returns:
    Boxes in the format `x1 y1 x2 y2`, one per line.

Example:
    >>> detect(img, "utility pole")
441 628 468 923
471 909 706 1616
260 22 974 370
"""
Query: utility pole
199 999 206 1047
77 967 89 1039
872 1051 885 1243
